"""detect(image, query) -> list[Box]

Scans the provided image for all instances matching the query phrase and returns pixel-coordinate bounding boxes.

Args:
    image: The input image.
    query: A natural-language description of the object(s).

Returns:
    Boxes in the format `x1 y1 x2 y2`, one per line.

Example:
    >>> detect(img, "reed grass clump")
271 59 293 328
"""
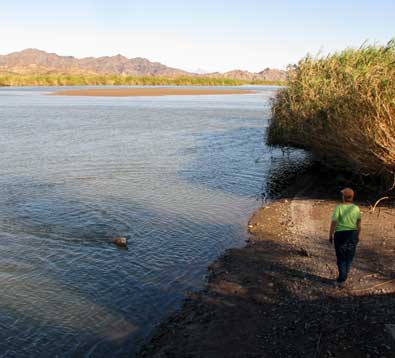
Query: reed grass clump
268 40 395 184
0 74 283 87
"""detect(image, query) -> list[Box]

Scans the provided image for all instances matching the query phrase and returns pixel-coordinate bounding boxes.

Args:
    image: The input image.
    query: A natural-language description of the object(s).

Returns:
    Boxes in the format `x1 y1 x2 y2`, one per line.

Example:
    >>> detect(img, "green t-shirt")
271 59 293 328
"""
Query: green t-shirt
332 203 361 231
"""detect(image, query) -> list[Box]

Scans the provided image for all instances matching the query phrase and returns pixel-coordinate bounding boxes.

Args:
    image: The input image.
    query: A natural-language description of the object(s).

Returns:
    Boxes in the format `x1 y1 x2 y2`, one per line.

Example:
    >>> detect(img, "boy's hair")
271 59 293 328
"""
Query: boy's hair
341 187 354 202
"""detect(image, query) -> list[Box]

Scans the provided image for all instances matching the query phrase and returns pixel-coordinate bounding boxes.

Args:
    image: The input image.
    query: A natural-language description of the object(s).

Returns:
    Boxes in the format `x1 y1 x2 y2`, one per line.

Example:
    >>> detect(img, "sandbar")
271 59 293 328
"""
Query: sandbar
51 88 256 97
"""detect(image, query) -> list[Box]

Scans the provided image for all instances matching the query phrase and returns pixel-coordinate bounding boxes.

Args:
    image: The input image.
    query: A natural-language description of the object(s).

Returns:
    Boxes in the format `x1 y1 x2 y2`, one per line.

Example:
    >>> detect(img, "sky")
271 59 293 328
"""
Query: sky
1 0 394 72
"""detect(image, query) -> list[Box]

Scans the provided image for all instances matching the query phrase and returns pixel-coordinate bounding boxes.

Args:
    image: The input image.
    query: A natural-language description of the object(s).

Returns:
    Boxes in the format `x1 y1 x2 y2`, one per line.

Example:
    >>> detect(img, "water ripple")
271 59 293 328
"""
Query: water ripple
0 86 306 357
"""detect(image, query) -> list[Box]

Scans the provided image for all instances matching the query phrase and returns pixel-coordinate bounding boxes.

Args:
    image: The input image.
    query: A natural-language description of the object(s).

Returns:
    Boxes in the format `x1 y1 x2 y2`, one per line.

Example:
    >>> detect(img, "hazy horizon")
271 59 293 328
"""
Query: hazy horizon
1 0 394 72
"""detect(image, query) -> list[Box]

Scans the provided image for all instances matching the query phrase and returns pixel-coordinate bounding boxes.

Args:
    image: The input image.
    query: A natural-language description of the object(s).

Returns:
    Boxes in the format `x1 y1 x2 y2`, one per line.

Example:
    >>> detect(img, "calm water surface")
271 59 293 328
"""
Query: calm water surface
0 86 305 357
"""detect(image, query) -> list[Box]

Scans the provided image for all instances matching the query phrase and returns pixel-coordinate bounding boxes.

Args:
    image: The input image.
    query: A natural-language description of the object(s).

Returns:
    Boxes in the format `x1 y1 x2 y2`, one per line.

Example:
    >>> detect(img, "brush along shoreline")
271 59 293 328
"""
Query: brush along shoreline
267 40 395 186
138 171 395 357
50 88 256 97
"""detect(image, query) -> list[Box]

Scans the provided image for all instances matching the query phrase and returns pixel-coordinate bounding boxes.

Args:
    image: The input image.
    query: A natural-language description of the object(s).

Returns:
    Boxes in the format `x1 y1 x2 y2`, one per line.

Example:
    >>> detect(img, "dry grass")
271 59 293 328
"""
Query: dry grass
267 40 395 186
0 74 283 87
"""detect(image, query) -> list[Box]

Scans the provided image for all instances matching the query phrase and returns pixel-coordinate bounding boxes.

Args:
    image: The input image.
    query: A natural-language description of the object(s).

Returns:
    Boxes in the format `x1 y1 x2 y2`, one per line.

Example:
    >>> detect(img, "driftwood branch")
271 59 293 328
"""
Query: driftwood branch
388 173 395 191
369 196 395 212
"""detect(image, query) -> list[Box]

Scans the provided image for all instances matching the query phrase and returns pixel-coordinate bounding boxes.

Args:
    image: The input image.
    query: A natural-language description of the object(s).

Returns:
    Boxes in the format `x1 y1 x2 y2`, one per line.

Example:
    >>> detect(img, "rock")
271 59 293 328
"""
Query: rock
112 236 128 248
296 248 310 257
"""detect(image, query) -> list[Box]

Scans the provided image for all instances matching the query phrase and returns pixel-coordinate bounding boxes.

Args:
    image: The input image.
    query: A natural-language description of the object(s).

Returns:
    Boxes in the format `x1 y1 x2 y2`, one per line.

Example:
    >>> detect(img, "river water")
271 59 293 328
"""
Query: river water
0 86 305 357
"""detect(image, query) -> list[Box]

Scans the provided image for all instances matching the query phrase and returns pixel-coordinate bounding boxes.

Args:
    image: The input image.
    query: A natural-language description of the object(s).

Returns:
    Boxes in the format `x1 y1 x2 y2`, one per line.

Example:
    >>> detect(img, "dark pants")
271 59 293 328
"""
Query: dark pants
334 230 359 282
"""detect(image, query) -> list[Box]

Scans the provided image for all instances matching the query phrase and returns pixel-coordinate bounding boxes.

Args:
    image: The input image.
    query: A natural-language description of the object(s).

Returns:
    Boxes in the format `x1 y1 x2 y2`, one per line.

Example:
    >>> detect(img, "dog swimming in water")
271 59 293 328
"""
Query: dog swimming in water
112 236 128 249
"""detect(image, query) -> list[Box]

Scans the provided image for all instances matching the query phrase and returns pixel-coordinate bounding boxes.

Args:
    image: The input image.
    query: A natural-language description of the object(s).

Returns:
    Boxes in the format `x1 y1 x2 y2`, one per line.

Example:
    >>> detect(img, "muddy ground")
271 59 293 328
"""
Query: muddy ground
138 170 395 358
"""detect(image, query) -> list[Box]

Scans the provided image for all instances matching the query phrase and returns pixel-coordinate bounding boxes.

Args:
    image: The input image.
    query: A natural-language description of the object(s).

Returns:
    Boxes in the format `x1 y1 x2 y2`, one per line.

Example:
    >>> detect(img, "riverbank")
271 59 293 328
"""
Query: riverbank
267 41 395 187
50 88 256 97
0 74 284 87
138 170 395 357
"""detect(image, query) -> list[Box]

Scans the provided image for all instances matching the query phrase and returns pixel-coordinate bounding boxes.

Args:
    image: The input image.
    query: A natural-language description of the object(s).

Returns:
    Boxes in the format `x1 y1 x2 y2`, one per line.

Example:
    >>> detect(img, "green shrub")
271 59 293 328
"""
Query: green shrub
268 40 395 184
0 74 283 87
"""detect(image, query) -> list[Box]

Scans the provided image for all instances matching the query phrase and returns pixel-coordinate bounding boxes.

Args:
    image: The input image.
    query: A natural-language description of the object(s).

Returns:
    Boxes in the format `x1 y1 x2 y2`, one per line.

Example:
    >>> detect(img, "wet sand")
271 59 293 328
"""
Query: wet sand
51 88 256 97
138 170 395 357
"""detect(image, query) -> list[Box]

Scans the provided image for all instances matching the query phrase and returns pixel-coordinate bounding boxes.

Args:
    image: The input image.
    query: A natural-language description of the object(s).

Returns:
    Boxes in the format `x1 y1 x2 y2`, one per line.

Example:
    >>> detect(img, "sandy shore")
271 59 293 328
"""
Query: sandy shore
51 88 256 97
138 170 395 357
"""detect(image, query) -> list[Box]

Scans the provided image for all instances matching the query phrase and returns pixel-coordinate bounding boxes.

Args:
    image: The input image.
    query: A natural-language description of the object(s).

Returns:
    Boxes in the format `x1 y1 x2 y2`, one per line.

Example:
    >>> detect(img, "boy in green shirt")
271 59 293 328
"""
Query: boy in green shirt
329 188 362 285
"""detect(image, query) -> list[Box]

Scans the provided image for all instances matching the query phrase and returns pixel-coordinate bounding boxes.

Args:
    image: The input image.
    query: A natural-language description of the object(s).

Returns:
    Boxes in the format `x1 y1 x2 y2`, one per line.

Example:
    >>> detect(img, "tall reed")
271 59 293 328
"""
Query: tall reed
268 40 395 185
0 74 283 87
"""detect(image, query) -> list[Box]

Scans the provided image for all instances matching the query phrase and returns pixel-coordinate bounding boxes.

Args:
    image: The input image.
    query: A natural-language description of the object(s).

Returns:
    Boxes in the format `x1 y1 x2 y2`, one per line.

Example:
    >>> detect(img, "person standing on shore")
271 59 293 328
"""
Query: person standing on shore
329 188 362 285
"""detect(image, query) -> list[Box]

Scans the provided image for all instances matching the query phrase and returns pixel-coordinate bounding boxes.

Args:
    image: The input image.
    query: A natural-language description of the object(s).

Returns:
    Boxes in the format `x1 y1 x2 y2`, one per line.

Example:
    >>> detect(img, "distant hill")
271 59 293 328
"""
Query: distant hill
0 49 189 77
207 68 286 82
0 49 287 82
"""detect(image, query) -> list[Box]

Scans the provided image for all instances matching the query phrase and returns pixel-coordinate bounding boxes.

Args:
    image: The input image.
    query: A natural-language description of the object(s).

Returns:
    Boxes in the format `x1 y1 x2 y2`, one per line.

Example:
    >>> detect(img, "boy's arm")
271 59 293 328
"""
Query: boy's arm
357 218 361 238
329 220 337 244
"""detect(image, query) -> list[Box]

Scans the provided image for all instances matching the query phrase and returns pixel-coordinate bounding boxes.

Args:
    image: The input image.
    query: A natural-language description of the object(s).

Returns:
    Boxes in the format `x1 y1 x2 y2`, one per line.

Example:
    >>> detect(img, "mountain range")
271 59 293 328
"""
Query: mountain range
0 49 286 82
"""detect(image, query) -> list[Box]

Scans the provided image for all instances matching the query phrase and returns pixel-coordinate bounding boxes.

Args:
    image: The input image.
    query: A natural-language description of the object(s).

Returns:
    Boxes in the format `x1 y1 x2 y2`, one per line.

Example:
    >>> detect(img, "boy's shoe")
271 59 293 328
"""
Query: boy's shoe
334 280 346 288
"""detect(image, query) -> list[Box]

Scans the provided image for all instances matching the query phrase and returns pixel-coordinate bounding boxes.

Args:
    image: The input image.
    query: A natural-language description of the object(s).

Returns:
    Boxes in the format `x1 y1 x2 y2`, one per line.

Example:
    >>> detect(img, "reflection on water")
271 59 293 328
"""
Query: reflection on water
0 86 306 357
